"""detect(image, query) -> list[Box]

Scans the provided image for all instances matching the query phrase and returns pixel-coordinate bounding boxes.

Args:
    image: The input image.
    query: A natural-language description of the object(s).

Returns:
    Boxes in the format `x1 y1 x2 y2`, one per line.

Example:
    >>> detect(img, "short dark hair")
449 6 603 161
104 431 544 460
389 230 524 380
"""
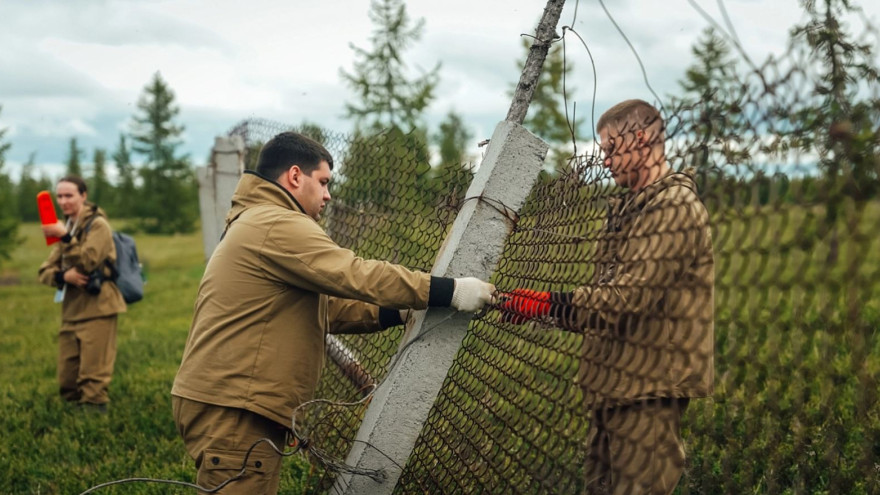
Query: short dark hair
58 175 88 194
256 131 334 179
596 99 663 133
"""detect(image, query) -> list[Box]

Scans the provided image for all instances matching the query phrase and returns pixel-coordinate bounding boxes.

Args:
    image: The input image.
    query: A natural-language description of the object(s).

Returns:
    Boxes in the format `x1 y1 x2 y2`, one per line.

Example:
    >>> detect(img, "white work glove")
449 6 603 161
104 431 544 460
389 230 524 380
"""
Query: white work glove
451 277 496 312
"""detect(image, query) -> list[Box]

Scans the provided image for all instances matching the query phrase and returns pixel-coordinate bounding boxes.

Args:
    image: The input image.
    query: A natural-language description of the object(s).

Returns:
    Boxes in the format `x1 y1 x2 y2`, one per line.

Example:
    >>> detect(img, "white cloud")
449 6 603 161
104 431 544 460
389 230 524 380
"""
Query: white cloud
0 0 878 179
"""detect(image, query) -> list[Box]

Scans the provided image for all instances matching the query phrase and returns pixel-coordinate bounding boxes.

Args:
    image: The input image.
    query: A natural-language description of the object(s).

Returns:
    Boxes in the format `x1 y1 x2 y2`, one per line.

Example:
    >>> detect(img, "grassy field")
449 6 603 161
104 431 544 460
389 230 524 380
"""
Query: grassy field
3 193 877 494
0 223 312 494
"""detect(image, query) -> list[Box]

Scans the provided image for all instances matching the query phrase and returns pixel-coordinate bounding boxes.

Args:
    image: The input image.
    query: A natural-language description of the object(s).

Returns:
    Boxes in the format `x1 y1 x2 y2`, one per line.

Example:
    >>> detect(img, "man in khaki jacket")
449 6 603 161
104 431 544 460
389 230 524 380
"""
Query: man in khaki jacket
39 175 127 413
500 100 714 494
172 131 495 494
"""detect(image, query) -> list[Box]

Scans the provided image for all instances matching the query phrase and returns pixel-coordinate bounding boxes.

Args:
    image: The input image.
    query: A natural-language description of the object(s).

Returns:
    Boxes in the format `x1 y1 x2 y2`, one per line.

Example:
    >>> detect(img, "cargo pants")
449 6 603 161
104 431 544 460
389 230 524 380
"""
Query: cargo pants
172 396 288 495
58 315 118 405
583 398 690 495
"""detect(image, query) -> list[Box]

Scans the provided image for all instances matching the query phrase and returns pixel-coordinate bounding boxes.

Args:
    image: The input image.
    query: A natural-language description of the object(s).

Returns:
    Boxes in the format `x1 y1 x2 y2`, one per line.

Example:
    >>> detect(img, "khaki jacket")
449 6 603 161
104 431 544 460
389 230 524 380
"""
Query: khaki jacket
570 169 714 408
172 171 433 426
38 203 126 323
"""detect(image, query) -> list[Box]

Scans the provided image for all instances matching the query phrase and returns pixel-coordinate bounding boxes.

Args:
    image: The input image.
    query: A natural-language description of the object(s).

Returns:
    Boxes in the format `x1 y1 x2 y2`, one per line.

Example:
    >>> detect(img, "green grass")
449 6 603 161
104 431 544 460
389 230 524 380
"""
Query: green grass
5 192 877 494
0 223 312 494
394 187 880 494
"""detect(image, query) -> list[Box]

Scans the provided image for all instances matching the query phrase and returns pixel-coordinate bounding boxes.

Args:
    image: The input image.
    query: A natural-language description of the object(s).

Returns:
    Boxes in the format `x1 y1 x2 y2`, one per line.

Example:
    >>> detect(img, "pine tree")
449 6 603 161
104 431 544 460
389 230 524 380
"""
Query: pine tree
680 28 736 98
297 121 328 145
0 106 19 264
112 134 137 216
15 153 42 222
431 109 475 211
340 0 440 133
65 137 83 177
670 27 748 172
789 0 880 261
790 0 879 198
130 72 197 233
90 148 111 210
434 109 472 167
336 0 437 243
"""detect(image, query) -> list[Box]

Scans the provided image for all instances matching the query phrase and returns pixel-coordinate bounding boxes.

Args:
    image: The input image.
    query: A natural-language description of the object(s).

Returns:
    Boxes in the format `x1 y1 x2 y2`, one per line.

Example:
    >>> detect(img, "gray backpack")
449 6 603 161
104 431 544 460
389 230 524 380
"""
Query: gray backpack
108 231 144 304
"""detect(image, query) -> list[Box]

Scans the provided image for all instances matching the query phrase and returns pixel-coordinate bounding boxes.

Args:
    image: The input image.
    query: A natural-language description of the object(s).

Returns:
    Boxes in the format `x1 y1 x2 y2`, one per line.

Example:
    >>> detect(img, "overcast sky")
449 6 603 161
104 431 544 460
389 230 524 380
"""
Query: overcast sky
1 0 878 179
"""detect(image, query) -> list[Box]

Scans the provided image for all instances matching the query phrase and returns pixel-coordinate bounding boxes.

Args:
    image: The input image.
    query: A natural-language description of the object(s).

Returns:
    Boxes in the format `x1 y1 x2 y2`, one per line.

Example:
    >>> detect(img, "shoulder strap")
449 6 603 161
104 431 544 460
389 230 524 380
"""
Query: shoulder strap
82 215 98 235
82 212 119 280
82 209 104 235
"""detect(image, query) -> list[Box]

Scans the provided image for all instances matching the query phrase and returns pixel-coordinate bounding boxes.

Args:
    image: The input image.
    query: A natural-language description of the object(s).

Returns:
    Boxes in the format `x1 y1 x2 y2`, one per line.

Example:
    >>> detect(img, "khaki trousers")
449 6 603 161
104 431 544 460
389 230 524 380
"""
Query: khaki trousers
58 315 118 405
172 397 288 495
583 398 689 495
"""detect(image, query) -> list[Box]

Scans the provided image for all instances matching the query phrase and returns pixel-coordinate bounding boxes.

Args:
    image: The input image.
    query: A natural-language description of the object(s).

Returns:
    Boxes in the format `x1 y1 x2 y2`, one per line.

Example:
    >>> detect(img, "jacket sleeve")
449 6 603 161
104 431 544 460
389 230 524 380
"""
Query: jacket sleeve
570 187 705 324
327 297 383 334
38 245 64 288
64 217 116 274
261 214 432 310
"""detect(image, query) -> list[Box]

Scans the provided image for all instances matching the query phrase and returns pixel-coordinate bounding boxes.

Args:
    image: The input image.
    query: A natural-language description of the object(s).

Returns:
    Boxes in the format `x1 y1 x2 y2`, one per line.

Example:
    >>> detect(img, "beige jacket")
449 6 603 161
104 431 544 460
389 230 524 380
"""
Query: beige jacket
172 171 434 426
568 170 714 408
38 203 126 322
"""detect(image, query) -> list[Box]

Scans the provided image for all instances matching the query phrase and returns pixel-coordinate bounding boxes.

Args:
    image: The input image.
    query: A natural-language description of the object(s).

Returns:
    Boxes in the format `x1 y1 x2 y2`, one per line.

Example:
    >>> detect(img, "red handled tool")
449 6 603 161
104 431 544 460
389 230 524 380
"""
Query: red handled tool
37 190 60 246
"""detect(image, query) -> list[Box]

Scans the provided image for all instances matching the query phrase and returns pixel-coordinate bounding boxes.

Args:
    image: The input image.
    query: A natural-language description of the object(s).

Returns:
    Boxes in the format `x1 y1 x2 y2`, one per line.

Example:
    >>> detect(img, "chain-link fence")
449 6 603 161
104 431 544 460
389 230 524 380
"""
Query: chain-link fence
228 38 879 494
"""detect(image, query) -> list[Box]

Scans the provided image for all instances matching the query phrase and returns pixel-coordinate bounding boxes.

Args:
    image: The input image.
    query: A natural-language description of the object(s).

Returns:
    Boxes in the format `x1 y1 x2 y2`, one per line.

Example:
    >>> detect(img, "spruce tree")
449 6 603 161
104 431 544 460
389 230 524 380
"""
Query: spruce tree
336 0 438 237
431 109 474 208
789 0 879 200
112 134 136 216
789 0 880 261
15 153 42 222
130 72 197 233
340 0 439 132
65 137 83 177
434 109 472 167
670 27 748 177
90 148 111 210
0 106 19 263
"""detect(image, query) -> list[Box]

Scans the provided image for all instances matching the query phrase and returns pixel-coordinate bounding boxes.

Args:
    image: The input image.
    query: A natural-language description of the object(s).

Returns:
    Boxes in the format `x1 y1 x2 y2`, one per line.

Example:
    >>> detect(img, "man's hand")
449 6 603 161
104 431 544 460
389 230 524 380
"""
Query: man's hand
499 288 551 324
63 268 89 288
41 221 67 239
451 278 496 312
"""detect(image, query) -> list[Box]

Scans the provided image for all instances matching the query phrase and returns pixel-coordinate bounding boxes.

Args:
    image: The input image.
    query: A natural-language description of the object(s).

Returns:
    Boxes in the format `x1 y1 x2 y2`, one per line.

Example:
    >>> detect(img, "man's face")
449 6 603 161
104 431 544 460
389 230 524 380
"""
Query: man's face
598 124 647 189
56 181 86 218
293 160 332 221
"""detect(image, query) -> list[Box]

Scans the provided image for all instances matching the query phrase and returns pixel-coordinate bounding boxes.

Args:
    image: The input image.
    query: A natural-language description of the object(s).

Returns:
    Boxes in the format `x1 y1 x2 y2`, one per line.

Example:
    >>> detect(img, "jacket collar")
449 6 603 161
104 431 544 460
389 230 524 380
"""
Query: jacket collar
226 170 307 226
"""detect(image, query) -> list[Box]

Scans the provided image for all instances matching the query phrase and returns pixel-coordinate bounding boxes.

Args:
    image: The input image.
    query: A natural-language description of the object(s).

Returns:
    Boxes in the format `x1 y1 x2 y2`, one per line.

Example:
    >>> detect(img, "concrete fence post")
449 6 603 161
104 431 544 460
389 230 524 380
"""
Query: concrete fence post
335 121 548 494
196 135 245 260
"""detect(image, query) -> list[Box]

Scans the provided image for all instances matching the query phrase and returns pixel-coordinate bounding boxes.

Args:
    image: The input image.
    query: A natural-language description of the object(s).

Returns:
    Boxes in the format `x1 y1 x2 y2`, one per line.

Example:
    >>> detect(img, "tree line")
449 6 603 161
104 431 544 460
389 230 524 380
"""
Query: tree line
0 69 198 264
1 0 877 267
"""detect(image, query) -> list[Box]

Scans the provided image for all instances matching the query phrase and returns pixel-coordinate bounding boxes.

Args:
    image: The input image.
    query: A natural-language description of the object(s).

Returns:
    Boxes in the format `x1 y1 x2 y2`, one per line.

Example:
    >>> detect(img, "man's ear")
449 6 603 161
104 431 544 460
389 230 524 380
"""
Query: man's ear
287 165 302 188
636 129 646 145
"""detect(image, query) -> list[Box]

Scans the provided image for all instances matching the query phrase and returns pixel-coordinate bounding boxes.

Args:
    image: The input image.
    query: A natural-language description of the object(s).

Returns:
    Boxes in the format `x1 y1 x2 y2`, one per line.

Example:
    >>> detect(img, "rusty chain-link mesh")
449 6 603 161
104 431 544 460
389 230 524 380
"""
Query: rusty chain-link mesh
394 44 879 494
227 39 878 494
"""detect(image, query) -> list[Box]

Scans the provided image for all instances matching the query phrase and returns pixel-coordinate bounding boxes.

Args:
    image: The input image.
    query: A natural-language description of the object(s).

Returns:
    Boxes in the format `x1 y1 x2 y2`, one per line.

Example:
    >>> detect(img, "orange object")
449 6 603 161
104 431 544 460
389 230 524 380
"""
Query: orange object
37 190 60 245
500 288 552 324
